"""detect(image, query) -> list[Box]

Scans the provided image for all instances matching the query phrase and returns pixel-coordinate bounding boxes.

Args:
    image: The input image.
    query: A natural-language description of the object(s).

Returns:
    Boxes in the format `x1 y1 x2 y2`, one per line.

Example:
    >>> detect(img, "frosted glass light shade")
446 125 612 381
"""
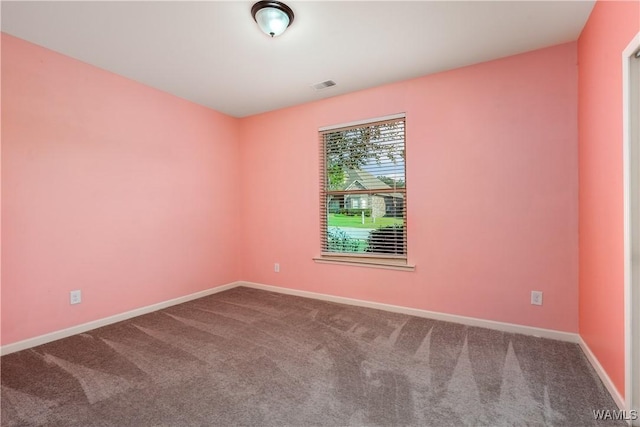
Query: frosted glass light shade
251 1 294 38
255 7 289 37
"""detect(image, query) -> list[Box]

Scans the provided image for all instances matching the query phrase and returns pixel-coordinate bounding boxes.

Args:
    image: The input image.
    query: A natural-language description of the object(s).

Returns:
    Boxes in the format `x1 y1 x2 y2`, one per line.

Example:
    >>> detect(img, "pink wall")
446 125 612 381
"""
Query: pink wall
1 34 241 345
578 0 640 398
1 33 581 348
1 34 4 346
240 43 579 332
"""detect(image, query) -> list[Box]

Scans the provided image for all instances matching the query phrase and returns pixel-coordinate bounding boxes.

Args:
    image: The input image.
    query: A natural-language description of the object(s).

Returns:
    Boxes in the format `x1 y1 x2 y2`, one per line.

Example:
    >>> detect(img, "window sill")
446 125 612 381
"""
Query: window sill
312 256 416 271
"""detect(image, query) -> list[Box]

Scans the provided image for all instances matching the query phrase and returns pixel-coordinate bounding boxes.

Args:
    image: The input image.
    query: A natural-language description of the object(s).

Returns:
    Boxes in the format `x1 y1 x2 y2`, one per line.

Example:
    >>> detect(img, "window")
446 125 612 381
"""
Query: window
317 114 411 269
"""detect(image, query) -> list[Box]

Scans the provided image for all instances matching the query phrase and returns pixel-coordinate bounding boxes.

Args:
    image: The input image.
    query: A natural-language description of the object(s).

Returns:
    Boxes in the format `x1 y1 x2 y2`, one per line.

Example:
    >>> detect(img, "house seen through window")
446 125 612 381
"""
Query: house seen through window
319 114 407 265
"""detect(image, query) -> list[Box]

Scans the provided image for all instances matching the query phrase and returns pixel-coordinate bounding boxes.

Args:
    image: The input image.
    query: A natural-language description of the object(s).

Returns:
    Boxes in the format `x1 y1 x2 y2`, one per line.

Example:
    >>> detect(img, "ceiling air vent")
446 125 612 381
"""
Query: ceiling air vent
312 80 336 91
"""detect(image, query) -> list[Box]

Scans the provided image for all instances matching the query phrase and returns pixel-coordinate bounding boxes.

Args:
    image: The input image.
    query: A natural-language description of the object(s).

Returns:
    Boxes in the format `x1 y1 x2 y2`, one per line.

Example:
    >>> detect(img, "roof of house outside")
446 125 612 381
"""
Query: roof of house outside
344 169 391 191
344 169 404 198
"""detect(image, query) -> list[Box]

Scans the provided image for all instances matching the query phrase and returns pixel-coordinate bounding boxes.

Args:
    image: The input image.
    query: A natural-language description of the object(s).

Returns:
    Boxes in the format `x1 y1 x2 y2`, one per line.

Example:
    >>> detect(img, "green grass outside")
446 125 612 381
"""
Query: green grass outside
328 213 403 229
345 240 369 252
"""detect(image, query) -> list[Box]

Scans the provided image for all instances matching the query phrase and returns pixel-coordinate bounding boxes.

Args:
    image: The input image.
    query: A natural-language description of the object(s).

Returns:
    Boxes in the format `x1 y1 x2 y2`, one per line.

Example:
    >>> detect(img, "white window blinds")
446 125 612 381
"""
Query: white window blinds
319 116 407 260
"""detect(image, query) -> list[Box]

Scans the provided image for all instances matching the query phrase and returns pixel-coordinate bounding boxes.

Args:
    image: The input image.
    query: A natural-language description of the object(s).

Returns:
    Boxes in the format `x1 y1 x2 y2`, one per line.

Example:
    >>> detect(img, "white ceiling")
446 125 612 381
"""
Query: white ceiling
1 1 595 118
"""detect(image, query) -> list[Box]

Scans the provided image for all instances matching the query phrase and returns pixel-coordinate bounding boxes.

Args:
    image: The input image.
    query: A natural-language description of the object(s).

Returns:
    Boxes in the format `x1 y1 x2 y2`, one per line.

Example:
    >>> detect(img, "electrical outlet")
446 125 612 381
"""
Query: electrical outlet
531 291 543 306
274 263 280 273
70 290 82 305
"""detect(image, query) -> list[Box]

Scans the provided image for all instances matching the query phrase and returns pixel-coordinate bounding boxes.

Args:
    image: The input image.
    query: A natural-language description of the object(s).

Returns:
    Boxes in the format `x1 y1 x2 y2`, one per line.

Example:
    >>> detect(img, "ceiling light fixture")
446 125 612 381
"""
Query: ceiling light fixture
251 1 294 38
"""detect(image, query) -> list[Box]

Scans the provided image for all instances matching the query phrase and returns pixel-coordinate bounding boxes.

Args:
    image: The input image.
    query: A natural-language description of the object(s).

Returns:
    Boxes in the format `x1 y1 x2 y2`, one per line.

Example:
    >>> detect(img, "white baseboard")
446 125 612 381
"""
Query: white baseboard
239 281 580 343
0 281 241 356
1 279 580 354
4 278 622 411
579 337 625 411
0 278 581 354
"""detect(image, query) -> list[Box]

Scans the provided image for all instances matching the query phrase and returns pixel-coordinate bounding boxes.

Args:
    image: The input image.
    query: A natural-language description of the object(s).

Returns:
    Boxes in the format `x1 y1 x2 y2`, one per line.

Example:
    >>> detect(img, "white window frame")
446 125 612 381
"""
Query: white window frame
314 113 414 271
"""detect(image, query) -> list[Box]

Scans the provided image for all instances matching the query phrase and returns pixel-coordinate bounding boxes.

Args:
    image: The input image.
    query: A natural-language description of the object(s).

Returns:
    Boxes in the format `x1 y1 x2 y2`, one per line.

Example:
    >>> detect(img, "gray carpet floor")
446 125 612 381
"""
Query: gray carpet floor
1 286 624 426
